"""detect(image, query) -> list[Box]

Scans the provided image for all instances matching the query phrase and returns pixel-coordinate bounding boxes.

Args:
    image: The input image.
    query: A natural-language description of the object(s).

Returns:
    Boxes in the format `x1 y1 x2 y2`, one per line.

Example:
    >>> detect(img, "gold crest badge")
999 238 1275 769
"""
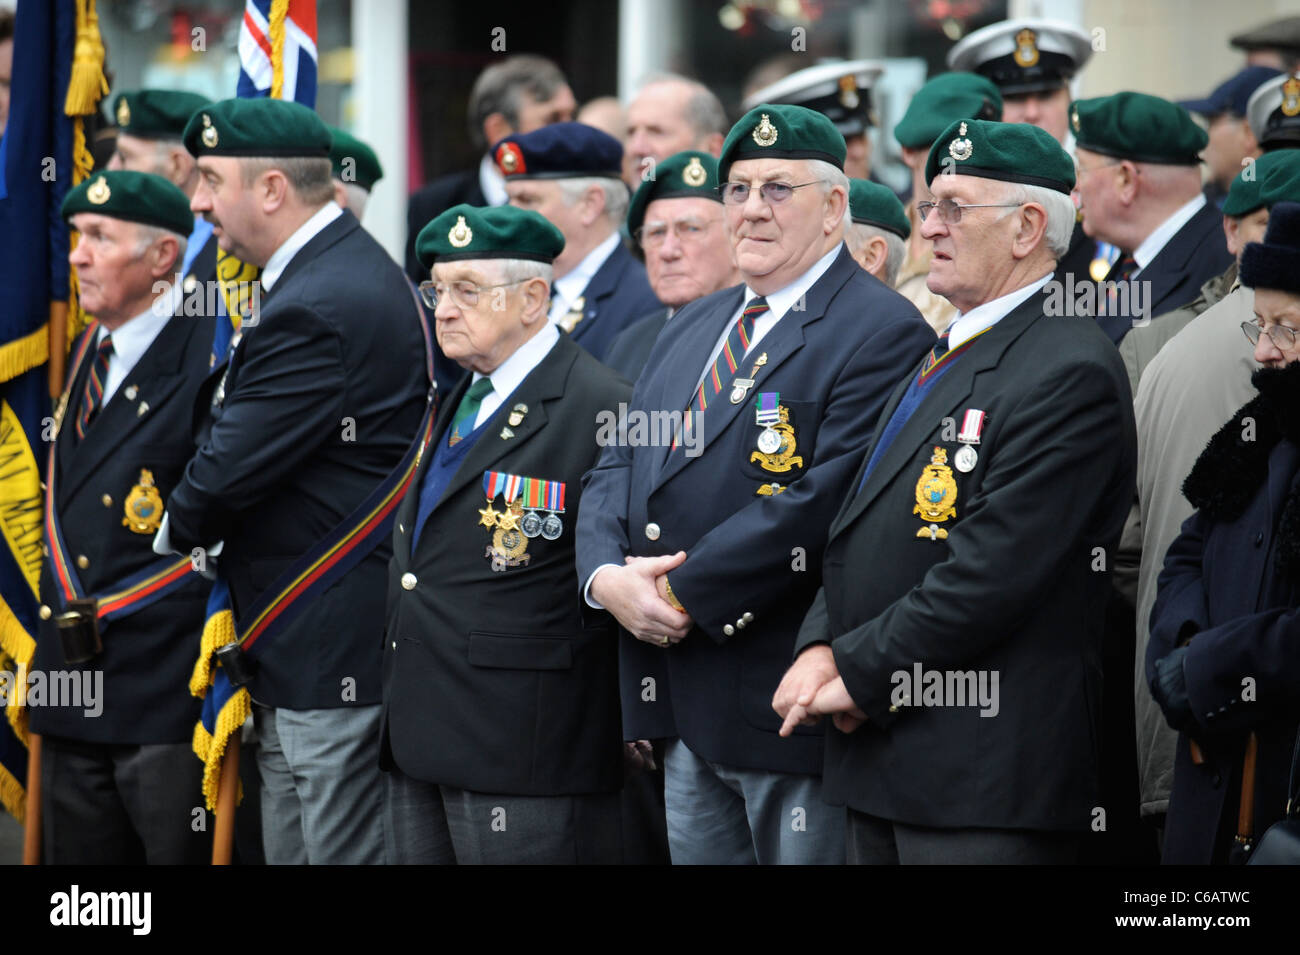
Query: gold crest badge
86 176 111 205
838 74 860 110
123 469 164 535
116 98 131 127
914 447 957 540
201 114 219 149
749 405 803 473
1013 28 1040 68
948 121 973 162
682 156 708 187
752 113 778 147
485 502 531 572
448 215 473 248
1283 75 1300 118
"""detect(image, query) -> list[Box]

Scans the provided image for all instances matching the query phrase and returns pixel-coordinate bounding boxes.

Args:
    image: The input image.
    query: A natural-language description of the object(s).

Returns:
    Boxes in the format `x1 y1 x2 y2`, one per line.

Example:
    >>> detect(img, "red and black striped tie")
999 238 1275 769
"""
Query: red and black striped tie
692 296 765 413
75 334 114 439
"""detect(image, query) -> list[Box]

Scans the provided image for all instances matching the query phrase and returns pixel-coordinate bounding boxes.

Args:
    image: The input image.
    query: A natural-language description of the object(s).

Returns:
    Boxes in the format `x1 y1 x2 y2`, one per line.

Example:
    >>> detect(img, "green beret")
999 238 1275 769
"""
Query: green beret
627 151 722 236
925 118 1075 193
183 97 331 158
328 127 384 191
416 204 564 268
61 170 194 236
847 179 910 239
893 73 1003 149
1223 149 1300 216
718 104 846 183
113 89 211 140
1070 92 1206 165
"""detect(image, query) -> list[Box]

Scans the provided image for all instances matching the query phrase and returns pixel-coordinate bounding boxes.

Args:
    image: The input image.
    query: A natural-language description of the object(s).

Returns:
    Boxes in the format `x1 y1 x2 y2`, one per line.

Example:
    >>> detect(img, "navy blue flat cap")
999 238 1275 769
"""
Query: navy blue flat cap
492 122 623 180
1180 66 1284 119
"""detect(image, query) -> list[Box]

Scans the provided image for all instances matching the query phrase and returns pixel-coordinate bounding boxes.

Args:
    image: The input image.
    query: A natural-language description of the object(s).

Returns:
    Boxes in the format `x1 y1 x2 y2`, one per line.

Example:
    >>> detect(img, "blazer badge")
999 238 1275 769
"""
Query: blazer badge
749 402 803 473
914 446 957 540
123 469 164 534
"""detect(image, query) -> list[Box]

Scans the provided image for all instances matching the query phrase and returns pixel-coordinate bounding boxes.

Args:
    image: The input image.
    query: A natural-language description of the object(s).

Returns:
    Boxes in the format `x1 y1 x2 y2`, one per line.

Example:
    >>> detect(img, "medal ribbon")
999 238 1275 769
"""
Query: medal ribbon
504 473 523 504
756 391 780 426
546 480 566 513
957 409 986 444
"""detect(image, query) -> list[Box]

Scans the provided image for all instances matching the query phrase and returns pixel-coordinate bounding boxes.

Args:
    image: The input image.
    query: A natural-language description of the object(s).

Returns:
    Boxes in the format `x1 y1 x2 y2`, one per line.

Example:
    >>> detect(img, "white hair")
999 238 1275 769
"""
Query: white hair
496 258 554 287
557 176 629 226
804 158 849 230
845 223 906 286
341 182 370 220
999 181 1076 260
132 222 187 266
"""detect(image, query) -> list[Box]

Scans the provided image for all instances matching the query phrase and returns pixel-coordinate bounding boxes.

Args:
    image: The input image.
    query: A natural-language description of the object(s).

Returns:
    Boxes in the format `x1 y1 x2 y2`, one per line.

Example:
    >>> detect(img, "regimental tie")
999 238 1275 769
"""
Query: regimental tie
1104 253 1138 316
671 296 766 452
447 377 494 447
75 334 114 439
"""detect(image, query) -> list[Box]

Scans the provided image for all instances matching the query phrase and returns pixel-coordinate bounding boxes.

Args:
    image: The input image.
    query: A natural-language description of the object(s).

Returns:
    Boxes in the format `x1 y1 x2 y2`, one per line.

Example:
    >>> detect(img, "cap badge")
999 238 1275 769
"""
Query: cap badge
1013 28 1040 68
948 122 973 162
838 74 860 110
448 215 473 248
752 113 778 147
682 156 708 187
1071 106 1081 133
1283 75 1300 118
201 114 219 149
496 142 525 175
86 176 111 205
116 98 131 127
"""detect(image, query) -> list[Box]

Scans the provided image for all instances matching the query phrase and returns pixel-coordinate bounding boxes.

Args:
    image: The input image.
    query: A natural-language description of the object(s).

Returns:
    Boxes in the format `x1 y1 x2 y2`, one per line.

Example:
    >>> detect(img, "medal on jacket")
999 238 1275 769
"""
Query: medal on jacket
953 408 985 473
540 477 567 540
123 469 165 534
558 297 585 333
749 402 803 473
518 476 544 539
755 391 782 454
914 447 958 540
482 471 530 571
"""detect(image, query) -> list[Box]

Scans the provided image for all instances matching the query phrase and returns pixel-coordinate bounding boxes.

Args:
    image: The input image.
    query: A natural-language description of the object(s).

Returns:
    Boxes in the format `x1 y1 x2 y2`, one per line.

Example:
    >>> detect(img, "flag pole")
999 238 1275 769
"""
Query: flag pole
22 734 42 864
211 732 241 864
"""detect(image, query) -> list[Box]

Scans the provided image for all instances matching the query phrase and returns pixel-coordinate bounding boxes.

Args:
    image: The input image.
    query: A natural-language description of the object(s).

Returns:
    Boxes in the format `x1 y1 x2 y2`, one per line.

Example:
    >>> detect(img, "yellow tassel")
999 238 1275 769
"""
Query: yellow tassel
198 689 249 811
190 608 234 698
0 761 25 822
0 601 35 749
0 324 50 385
269 0 289 100
63 0 110 117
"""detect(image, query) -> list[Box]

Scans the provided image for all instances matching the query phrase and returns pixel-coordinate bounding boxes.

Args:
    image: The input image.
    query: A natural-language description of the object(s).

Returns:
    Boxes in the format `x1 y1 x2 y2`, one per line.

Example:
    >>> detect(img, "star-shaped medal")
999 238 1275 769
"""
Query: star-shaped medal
496 504 522 532
478 502 500 527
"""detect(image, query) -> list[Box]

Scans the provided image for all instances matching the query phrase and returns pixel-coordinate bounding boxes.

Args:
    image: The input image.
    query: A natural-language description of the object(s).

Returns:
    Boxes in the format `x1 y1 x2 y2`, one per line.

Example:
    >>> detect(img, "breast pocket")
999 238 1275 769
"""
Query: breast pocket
738 398 820 494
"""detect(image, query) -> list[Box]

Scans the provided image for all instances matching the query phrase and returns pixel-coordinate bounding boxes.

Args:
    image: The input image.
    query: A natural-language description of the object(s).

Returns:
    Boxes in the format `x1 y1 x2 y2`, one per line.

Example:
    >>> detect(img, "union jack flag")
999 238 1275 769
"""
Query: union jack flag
236 0 318 106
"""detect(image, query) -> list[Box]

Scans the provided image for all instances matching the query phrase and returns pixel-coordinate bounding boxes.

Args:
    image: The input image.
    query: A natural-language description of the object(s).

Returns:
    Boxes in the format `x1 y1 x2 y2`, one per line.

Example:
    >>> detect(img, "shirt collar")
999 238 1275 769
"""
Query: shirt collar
552 231 620 311
742 243 842 320
1132 193 1207 272
472 322 561 398
479 153 508 207
182 217 214 277
97 284 180 372
946 271 1054 350
261 201 344 292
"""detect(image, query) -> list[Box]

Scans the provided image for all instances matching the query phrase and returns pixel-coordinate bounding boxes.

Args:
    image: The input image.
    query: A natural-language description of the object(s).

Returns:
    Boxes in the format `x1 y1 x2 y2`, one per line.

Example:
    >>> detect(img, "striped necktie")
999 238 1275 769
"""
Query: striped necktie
692 296 765 413
448 377 494 447
75 334 114 439
915 332 950 383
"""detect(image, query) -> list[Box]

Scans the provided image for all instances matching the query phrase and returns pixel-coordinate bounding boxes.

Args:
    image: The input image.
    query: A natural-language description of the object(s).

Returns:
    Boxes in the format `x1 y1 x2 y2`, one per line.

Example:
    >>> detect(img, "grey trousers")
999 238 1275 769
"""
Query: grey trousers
846 808 1082 864
383 765 622 864
254 702 385 864
41 734 209 865
662 738 845 864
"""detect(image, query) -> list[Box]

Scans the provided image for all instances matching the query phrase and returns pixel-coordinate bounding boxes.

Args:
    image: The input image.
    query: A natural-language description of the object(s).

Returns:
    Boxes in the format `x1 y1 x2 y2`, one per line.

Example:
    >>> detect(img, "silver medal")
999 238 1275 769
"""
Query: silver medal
541 513 563 540
520 510 543 538
757 427 781 455
954 444 978 473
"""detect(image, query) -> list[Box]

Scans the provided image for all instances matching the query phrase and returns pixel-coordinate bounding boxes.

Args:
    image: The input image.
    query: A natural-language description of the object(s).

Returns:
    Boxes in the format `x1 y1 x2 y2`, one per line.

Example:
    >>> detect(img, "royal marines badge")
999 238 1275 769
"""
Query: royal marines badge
683 156 708 187
838 74 860 110
1283 75 1300 118
123 469 164 534
201 114 218 149
749 404 803 473
448 215 473 248
752 113 778 147
948 122 973 162
1013 28 1040 68
914 447 957 540
87 176 111 205
116 98 131 127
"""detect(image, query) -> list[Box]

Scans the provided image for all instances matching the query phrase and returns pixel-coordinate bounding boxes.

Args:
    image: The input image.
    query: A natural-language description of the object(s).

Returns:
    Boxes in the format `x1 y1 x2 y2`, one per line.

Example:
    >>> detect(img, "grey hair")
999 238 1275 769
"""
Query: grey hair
844 223 906 286
805 159 849 230
468 55 568 152
497 258 554 286
133 222 187 266
340 182 370 219
635 72 728 140
558 176 630 226
240 156 335 206
1000 181 1076 259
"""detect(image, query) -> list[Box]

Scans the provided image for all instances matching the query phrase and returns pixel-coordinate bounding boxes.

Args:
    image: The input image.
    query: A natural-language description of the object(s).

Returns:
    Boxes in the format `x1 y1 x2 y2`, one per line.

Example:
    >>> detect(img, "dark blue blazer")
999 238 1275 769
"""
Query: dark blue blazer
577 245 934 774
1147 441 1300 864
604 306 671 384
165 210 429 711
565 242 662 363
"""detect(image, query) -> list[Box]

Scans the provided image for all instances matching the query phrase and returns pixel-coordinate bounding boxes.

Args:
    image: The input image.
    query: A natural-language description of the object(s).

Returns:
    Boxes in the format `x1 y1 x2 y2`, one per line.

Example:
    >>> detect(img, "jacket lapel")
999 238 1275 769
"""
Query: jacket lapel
829 289 1046 540
269 210 358 295
570 243 629 345
1140 203 1219 312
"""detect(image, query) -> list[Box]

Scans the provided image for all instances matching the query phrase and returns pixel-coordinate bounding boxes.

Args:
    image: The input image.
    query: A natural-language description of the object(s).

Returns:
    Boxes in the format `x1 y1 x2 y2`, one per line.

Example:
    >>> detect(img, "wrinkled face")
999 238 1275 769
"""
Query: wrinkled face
1001 88 1071 144
724 157 843 292
626 83 700 180
68 214 158 325
640 196 735 307
1072 147 1124 244
1251 288 1300 368
430 261 530 375
514 85 577 134
1205 113 1254 190
108 132 169 175
192 156 266 265
505 178 581 241
920 174 1021 312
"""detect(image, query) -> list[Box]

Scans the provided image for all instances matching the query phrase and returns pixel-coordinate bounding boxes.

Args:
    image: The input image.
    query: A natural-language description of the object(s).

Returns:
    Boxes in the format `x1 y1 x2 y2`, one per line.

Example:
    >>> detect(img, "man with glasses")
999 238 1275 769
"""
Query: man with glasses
577 104 932 864
774 120 1136 864
382 204 630 864
496 123 660 363
606 151 739 381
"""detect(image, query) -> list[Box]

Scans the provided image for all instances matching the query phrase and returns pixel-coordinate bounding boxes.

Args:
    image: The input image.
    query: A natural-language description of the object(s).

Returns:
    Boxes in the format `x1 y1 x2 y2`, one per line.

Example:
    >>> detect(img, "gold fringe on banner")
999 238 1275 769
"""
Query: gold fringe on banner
63 0 109 117
269 0 289 99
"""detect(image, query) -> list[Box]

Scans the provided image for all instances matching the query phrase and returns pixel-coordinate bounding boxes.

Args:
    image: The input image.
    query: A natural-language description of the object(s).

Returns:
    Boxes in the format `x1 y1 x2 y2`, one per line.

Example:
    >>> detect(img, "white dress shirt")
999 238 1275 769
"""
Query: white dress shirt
98 283 179 406
549 231 621 323
479 153 508 207
465 323 561 429
945 271 1054 350
1131 193 1206 275
260 201 344 292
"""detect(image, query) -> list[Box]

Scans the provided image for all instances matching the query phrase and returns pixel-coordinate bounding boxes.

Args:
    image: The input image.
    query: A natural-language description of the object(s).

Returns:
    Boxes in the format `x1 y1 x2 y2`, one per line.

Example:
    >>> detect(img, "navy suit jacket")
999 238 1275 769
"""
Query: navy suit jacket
576 245 934 774
565 242 661 363
166 210 429 710
604 306 671 384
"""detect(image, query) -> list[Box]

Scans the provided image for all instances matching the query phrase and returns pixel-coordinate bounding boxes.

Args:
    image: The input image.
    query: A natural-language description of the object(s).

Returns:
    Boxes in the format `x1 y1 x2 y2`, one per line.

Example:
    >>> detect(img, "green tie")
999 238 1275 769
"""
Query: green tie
448 377 494 446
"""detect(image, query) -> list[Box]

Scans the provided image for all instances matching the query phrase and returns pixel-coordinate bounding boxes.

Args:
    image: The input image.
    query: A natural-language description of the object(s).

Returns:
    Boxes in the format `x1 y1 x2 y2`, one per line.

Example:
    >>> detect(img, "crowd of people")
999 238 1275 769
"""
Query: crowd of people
23 9 1300 865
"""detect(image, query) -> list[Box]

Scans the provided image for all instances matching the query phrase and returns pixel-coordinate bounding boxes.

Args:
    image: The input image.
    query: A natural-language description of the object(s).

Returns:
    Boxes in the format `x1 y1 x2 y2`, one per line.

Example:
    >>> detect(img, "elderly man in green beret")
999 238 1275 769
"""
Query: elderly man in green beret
892 72 1003 333
158 97 429 865
30 171 216 863
1072 92 1234 345
845 179 909 286
380 204 630 863
328 126 383 222
775 119 1137 863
